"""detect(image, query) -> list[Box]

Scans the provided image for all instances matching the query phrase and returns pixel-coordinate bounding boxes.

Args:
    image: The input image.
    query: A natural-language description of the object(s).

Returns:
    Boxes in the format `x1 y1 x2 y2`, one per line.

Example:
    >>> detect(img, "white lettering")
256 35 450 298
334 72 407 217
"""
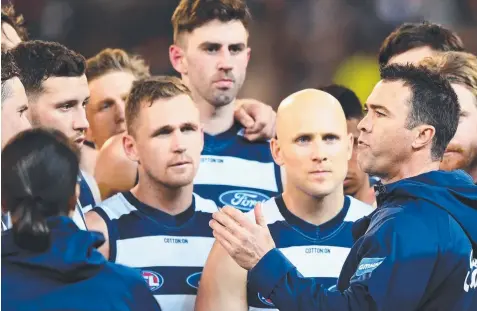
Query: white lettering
231 193 261 208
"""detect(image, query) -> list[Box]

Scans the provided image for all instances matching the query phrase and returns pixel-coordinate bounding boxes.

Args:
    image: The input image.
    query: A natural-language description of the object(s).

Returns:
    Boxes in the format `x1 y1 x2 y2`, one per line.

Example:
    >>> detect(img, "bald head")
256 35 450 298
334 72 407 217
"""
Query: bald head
276 89 348 141
271 89 353 198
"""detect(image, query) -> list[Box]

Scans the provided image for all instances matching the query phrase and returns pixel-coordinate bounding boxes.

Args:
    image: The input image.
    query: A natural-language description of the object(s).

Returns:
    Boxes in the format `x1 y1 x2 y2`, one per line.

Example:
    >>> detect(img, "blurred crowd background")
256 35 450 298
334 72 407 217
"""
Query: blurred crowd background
13 0 477 108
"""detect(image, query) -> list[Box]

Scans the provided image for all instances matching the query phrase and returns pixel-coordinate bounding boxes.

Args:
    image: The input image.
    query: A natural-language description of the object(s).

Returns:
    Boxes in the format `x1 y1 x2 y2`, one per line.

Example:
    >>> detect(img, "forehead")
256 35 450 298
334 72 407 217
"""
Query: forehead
279 101 347 139
139 94 199 127
38 75 89 104
388 46 438 66
185 19 248 47
452 83 477 115
88 71 135 103
367 80 411 114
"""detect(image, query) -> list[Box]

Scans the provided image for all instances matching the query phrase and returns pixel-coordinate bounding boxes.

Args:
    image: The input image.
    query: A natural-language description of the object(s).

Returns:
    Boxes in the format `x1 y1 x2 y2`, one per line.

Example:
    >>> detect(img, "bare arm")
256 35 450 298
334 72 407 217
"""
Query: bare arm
85 211 110 260
195 241 249 311
94 134 138 200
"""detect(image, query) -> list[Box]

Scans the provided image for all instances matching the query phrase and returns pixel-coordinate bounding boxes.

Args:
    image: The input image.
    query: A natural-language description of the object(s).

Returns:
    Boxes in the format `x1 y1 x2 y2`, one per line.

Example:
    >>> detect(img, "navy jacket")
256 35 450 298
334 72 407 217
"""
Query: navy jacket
248 170 477 311
2 216 161 311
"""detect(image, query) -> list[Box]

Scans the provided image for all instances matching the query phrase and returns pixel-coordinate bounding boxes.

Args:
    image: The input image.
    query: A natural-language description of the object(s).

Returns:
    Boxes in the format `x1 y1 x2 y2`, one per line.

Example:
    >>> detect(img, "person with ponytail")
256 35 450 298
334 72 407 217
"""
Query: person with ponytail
1 128 161 311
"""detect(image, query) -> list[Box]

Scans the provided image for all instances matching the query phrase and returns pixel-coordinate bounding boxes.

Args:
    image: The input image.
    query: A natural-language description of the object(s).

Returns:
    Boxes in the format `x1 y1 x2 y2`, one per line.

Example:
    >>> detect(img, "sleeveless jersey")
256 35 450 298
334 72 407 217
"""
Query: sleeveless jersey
93 192 217 311
247 195 373 311
194 123 282 212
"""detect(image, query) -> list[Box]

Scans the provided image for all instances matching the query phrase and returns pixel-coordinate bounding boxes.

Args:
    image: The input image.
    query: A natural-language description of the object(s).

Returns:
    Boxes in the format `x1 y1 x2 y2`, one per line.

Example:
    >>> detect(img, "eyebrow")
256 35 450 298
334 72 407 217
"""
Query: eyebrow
149 122 198 138
198 42 246 49
54 96 90 108
291 131 340 140
365 103 391 115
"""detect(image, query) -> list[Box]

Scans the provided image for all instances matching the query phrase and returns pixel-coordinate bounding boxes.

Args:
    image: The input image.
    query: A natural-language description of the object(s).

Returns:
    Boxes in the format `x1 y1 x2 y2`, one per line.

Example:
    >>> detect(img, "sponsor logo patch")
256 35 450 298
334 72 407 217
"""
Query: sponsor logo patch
186 272 202 289
355 257 385 277
219 190 270 211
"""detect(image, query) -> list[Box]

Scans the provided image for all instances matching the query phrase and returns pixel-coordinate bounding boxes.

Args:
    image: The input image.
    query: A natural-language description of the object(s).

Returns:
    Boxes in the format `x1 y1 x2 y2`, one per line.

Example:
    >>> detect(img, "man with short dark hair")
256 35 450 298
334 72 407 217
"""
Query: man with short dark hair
378 21 464 67
169 0 283 211
11 40 100 228
1 48 30 231
209 64 477 311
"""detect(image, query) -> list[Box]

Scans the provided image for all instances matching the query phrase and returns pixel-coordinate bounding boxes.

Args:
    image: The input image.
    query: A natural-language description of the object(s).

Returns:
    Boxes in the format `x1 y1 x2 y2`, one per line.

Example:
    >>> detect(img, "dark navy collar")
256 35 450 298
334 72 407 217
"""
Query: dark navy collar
274 195 351 239
122 191 196 227
203 122 243 153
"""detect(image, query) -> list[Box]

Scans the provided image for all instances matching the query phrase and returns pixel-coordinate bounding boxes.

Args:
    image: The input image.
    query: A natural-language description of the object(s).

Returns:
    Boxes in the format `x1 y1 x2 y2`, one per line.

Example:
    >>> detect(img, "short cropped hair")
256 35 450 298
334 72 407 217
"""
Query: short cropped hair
1 49 21 103
125 76 191 136
86 48 150 82
11 40 86 98
381 64 459 160
420 51 477 100
171 0 251 43
319 84 363 120
1 3 28 41
378 22 464 67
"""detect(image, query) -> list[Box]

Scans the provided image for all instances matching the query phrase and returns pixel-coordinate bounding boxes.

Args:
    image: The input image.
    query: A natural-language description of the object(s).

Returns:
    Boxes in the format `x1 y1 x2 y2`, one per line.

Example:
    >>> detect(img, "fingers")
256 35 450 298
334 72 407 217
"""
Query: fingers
234 106 255 128
253 203 267 227
220 206 256 231
210 219 237 251
212 208 246 235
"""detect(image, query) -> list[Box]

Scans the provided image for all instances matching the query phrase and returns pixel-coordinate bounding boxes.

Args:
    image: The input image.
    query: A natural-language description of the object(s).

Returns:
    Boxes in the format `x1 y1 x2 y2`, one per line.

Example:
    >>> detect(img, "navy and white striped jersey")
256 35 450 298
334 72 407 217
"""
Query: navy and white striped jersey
194 123 282 212
247 195 373 311
78 170 101 213
92 192 218 311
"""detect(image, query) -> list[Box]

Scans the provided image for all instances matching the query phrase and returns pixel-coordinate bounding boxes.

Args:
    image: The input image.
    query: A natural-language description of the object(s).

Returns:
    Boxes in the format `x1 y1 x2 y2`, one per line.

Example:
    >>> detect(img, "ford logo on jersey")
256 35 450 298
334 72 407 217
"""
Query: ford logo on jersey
219 190 270 211
258 293 275 306
186 272 202 289
142 270 164 292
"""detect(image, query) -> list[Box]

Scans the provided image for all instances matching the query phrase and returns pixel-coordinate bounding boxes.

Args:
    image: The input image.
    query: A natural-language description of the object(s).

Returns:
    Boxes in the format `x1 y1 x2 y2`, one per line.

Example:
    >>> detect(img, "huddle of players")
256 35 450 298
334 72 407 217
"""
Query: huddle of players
1 0 477 310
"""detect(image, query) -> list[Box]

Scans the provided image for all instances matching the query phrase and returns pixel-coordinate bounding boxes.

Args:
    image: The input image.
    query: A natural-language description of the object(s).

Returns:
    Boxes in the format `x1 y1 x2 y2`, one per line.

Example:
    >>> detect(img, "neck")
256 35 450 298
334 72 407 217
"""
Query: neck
190 91 235 135
131 173 193 215
283 182 345 226
380 153 440 184
352 177 375 205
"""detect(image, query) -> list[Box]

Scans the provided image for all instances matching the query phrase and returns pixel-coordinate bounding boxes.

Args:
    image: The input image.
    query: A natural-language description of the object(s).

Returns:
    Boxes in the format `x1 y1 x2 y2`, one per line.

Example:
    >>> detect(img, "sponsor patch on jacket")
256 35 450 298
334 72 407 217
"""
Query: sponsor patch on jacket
355 257 385 277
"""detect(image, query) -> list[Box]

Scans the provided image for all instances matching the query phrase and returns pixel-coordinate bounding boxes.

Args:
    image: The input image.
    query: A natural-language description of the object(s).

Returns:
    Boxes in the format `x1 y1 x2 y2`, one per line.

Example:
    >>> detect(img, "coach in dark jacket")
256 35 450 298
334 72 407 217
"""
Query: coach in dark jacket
210 64 477 311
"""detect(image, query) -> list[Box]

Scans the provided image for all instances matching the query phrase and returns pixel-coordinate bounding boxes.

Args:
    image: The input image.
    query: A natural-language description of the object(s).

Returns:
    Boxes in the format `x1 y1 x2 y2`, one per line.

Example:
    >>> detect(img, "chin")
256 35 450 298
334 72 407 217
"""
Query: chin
166 177 194 188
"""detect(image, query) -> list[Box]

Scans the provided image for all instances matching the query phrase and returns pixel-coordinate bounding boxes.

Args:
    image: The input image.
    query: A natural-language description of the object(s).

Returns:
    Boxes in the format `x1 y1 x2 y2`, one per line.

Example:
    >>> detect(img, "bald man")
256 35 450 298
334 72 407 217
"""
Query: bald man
195 89 373 311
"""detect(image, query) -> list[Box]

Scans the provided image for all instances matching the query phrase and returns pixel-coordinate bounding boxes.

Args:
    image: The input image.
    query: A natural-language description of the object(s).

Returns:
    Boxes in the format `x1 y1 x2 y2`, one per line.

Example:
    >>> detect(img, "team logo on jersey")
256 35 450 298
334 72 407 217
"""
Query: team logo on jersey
258 293 275 306
219 190 270 211
142 270 164 292
186 272 202 289
464 250 477 292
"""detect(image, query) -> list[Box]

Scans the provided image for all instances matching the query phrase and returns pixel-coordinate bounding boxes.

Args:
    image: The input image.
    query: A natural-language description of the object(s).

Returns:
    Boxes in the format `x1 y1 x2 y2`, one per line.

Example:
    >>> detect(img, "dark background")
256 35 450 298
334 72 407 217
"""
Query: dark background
12 0 477 108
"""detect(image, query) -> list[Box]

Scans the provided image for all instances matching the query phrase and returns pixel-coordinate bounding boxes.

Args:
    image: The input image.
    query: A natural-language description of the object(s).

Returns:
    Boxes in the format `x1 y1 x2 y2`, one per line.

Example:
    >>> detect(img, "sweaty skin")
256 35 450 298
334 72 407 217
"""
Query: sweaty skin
197 89 352 311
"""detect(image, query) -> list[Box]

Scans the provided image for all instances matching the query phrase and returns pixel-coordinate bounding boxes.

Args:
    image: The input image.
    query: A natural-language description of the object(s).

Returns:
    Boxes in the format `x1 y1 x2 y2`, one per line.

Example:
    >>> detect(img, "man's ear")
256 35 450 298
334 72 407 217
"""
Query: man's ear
123 134 140 163
412 125 435 151
270 137 284 166
169 44 187 75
